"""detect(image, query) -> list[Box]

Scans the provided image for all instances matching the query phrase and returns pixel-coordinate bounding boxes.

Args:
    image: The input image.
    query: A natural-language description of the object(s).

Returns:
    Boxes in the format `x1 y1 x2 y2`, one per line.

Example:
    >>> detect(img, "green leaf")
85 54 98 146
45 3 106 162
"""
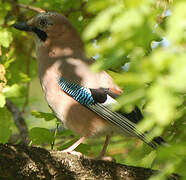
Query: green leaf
19 72 31 83
31 111 56 121
29 127 54 145
58 139 91 154
167 2 186 43
111 9 143 34
147 84 178 126
75 143 91 154
0 29 13 48
58 129 76 137
0 107 12 143
83 4 123 40
4 0 186 178
3 84 22 98
0 93 5 108
167 54 186 92
86 0 114 12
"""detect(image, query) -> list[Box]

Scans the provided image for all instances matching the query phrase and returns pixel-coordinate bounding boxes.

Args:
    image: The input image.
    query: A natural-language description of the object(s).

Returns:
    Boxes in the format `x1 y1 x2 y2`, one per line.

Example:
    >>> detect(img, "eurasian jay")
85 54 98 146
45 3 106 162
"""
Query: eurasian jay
14 12 162 157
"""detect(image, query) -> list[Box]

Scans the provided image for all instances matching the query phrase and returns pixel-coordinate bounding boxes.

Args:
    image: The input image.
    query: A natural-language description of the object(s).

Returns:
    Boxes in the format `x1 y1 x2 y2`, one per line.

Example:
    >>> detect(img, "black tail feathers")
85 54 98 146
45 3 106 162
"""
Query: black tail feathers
153 136 167 146
121 106 167 147
119 106 144 124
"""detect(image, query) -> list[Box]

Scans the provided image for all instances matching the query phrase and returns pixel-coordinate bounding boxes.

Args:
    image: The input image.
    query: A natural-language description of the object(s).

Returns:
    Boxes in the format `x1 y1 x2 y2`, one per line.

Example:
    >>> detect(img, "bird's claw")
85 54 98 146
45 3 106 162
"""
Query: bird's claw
61 150 83 157
95 155 116 162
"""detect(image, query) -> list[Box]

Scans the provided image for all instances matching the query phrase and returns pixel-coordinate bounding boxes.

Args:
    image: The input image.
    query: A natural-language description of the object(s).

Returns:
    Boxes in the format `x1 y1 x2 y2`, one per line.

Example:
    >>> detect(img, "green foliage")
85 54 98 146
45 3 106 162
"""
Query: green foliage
0 0 185 179
84 0 186 178
29 127 54 145
0 29 13 48
58 139 91 154
0 93 6 108
0 107 12 143
31 111 56 121
3 84 23 98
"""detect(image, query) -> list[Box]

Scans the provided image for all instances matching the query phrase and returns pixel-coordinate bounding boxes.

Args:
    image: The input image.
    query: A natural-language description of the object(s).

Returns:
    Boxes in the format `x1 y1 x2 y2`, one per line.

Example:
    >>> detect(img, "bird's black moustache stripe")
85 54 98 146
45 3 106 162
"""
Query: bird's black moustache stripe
13 22 47 42
31 27 48 42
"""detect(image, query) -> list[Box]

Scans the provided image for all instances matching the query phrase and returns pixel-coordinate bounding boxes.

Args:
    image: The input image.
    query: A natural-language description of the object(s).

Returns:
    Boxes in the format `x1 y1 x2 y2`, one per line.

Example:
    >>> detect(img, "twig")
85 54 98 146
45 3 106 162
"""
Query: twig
18 3 46 13
51 122 60 150
6 100 29 145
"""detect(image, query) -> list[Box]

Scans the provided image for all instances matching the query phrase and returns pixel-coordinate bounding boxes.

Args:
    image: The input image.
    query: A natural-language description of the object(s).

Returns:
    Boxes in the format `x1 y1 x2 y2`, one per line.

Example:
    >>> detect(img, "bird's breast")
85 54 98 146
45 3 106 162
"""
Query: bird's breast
39 62 112 137
42 81 112 137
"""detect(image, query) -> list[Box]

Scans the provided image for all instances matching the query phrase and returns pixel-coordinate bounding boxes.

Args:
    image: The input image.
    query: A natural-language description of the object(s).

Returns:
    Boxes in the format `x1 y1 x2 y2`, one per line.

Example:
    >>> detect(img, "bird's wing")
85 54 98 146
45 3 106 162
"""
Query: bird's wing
58 77 157 149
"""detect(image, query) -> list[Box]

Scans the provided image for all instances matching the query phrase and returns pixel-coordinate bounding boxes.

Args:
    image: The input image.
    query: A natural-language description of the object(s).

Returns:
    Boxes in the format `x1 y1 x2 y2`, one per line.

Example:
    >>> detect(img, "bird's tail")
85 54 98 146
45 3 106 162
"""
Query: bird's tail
87 104 166 149
125 106 167 147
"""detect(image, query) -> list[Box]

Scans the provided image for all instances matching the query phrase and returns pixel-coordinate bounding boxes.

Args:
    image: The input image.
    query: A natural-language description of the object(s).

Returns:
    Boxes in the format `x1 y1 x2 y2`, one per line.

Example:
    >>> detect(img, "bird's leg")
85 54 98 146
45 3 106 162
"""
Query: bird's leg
62 136 86 156
95 134 113 161
99 134 111 157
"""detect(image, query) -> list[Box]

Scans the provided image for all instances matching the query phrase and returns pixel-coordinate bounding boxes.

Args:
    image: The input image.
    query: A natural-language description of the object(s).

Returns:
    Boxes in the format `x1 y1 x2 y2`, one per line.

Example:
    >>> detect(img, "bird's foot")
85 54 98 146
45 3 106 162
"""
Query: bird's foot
61 149 83 157
60 137 86 157
95 155 115 162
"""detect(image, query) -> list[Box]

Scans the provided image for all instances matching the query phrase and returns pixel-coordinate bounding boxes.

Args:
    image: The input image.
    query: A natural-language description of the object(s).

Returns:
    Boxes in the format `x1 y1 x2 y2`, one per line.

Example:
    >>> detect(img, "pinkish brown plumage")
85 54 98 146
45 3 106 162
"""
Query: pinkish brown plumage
14 12 158 157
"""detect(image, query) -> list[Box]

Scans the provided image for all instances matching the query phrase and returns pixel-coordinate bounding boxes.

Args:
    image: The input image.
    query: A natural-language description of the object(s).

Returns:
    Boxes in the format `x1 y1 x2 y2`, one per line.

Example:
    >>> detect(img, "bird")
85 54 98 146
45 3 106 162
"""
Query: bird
13 12 164 158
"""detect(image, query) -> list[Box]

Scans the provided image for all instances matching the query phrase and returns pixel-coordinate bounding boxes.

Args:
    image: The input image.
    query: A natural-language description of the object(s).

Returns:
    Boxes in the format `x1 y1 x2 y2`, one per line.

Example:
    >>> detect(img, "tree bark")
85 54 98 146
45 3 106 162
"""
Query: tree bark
6 100 29 145
0 144 178 180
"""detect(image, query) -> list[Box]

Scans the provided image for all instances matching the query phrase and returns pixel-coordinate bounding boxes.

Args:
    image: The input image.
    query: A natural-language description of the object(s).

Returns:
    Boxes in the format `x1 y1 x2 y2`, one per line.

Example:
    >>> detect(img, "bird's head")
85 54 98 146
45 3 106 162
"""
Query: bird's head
14 12 84 57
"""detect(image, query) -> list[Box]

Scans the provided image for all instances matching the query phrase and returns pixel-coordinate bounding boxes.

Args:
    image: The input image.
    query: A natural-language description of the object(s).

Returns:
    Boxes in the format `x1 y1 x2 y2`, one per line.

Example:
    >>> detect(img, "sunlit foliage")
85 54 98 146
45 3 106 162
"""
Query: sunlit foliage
0 0 185 179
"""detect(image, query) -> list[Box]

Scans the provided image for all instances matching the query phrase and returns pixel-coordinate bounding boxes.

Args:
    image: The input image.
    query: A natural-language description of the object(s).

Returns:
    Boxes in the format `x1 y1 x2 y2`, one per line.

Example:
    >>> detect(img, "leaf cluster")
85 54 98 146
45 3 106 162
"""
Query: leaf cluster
0 0 185 179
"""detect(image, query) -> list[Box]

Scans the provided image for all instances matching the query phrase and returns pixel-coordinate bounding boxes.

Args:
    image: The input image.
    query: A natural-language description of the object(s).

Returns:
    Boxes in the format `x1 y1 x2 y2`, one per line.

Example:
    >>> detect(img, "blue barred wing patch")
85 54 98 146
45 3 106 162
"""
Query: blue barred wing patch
58 77 95 105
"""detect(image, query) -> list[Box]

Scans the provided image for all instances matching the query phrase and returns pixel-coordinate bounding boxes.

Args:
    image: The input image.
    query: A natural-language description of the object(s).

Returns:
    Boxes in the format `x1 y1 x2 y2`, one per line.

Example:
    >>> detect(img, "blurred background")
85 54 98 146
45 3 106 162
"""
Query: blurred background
0 0 186 179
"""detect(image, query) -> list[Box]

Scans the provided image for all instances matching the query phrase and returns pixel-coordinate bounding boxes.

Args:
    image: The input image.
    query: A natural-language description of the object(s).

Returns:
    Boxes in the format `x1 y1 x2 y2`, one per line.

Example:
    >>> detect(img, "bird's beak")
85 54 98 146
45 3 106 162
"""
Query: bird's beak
13 22 34 32
13 21 48 41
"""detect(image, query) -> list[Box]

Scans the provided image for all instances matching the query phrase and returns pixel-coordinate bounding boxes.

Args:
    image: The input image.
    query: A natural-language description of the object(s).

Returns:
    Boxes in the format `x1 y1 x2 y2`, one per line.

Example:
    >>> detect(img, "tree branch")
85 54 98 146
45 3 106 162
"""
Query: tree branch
62 2 94 18
0 144 179 180
6 100 29 145
18 3 46 13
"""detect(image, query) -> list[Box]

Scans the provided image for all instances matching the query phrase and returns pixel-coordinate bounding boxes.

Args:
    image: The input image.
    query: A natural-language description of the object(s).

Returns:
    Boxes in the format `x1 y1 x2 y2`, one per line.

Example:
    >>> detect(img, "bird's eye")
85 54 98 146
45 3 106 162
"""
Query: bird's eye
39 19 47 27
